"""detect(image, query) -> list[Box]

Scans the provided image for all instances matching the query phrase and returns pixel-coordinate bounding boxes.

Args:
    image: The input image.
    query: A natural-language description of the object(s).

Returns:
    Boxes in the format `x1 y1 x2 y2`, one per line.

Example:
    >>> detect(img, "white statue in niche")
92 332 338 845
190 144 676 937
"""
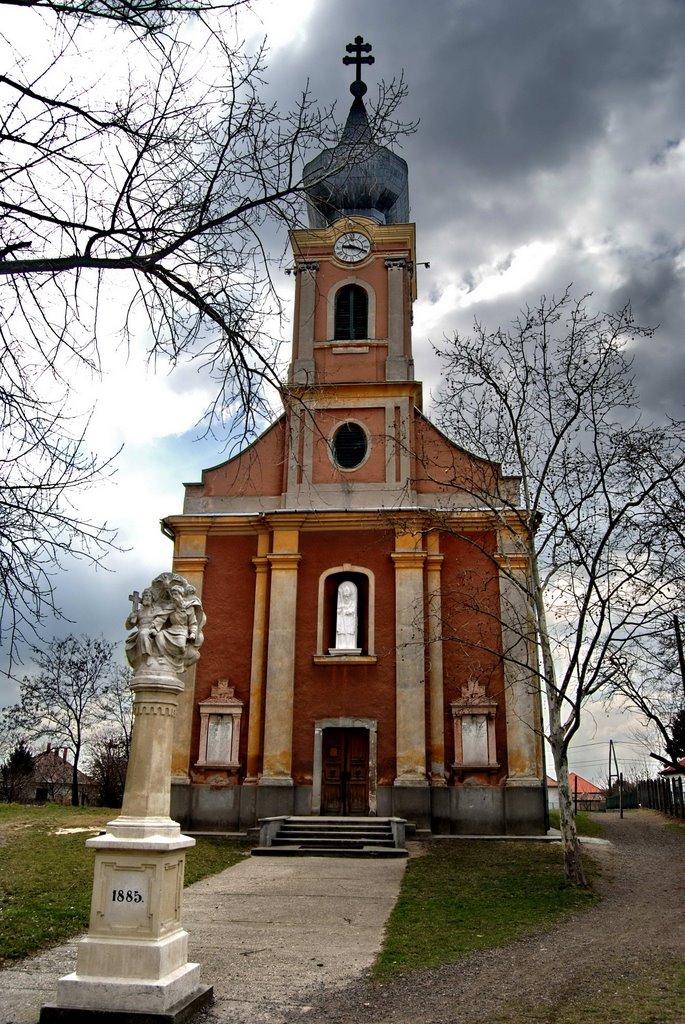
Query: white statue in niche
333 580 360 652
126 572 205 676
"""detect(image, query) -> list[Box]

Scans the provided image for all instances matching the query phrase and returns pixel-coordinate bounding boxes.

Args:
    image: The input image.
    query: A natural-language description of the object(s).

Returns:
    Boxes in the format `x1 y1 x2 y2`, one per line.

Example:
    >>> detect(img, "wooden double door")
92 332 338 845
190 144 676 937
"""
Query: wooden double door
321 727 369 816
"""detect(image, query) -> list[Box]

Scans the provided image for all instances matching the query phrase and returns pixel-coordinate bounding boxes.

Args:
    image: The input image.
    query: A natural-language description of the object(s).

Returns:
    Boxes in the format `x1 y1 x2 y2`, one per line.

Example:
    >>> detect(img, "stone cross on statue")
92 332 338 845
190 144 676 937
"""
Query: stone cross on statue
343 35 374 98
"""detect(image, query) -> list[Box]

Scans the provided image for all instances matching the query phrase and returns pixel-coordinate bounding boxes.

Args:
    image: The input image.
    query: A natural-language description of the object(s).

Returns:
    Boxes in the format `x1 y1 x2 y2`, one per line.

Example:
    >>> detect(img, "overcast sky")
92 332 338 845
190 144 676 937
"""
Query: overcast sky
4 0 685 780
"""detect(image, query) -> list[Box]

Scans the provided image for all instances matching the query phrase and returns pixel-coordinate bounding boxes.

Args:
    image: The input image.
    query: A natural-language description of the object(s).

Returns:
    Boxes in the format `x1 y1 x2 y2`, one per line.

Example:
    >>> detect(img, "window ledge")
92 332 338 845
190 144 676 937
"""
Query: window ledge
195 761 240 770
452 762 500 772
313 654 378 666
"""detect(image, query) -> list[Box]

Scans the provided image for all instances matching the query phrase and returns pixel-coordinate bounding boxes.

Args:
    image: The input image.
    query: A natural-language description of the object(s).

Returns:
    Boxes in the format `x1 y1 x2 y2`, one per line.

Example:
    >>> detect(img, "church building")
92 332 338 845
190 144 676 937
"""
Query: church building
163 39 546 835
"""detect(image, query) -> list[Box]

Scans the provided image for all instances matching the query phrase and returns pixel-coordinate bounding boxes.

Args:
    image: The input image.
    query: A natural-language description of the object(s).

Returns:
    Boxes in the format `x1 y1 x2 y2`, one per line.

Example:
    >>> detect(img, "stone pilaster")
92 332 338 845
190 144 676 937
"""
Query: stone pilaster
391 530 428 784
495 552 544 784
170 545 208 780
385 258 411 380
260 521 302 783
245 531 270 782
290 261 319 385
426 533 446 785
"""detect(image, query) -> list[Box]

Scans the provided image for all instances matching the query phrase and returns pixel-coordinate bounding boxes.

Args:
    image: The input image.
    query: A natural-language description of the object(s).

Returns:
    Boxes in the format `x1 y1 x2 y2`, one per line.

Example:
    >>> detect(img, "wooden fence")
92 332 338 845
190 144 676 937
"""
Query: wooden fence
637 776 685 820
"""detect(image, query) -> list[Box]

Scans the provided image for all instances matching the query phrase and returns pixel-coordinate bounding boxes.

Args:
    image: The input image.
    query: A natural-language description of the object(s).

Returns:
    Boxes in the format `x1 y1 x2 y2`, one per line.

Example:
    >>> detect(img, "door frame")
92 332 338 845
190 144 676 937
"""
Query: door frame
312 717 377 816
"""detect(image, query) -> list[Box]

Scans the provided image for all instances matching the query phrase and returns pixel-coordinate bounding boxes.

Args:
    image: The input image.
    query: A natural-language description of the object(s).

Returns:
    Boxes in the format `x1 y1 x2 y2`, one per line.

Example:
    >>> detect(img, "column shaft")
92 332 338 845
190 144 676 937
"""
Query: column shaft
496 554 544 781
245 531 270 781
426 535 446 785
392 531 428 783
261 525 302 781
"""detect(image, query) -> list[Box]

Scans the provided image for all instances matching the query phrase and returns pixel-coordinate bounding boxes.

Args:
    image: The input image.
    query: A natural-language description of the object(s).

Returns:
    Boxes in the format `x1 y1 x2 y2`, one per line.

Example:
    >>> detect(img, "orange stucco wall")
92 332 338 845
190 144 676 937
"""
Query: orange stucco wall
186 520 509 787
439 529 508 781
310 406 388 484
189 532 260 775
196 418 287 498
413 414 503 495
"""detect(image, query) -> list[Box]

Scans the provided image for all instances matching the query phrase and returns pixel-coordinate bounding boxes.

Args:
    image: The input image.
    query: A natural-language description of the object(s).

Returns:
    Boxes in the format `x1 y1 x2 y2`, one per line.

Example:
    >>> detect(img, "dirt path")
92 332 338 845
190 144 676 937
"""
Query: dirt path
305 811 685 1024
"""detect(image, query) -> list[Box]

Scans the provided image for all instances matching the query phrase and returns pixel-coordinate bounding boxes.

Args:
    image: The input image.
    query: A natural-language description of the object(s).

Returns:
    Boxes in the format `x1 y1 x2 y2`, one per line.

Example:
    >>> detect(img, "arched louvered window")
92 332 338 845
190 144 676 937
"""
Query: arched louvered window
334 284 368 340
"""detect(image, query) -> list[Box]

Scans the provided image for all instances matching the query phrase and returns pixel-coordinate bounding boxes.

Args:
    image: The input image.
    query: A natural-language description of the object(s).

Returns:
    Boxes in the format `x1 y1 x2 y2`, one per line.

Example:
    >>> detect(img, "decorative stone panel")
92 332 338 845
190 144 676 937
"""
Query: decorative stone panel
196 680 244 769
450 680 499 772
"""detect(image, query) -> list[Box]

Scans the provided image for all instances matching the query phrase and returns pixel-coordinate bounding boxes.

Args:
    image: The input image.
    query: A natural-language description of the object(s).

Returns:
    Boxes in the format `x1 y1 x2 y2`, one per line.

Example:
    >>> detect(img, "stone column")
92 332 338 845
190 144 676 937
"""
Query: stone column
426 533 446 785
245 530 270 783
41 574 211 1023
259 520 302 809
391 529 428 785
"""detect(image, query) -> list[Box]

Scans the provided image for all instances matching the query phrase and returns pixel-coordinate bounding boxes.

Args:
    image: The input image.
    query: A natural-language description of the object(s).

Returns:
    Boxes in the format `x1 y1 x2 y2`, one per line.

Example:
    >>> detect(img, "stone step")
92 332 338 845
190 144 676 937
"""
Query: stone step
272 836 393 849
252 845 408 859
277 827 393 839
253 815 407 858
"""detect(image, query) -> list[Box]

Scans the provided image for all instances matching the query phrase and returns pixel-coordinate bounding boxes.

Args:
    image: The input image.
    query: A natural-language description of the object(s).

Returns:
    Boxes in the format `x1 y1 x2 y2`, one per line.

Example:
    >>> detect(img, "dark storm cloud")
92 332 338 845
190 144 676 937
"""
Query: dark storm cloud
262 0 685 427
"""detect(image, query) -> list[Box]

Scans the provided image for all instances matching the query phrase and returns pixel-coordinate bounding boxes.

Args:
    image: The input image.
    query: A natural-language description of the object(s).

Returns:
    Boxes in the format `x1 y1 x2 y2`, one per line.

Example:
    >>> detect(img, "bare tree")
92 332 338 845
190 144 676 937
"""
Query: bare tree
432 290 685 886
608 614 685 772
98 664 133 757
87 732 129 807
3 634 115 804
0 1 410 663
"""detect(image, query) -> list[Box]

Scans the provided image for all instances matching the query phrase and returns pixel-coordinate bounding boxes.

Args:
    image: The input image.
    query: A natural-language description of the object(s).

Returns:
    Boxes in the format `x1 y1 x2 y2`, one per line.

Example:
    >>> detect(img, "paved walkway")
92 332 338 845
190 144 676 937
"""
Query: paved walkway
1 854 407 1024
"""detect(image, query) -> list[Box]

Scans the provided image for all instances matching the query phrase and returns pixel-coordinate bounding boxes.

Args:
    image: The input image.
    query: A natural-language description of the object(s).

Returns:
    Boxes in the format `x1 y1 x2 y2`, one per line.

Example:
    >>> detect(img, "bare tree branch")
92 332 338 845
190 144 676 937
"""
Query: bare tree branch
431 289 685 885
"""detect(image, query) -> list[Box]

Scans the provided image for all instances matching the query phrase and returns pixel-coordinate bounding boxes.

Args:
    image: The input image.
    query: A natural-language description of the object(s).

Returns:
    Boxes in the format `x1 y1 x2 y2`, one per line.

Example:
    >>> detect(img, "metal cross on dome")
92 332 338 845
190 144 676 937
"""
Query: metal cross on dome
343 35 374 98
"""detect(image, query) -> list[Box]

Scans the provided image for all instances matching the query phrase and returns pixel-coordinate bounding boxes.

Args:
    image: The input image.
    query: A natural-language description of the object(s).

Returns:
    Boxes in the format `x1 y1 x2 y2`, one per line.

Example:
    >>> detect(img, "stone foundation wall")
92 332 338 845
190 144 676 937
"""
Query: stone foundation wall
171 780 546 835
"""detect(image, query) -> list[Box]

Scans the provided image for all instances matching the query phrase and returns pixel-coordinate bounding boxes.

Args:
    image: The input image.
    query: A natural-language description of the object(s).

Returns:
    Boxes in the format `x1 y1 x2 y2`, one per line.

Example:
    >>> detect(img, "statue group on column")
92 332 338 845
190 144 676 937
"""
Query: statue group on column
125 573 205 676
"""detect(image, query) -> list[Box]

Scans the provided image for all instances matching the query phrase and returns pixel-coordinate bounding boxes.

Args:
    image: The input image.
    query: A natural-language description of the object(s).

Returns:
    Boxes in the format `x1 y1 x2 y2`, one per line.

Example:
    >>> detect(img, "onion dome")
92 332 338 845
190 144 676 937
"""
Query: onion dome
303 37 409 227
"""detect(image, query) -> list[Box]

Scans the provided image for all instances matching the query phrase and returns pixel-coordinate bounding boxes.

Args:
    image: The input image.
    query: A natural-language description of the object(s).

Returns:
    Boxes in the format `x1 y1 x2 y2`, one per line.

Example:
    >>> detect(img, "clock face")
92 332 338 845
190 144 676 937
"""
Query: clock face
334 231 371 263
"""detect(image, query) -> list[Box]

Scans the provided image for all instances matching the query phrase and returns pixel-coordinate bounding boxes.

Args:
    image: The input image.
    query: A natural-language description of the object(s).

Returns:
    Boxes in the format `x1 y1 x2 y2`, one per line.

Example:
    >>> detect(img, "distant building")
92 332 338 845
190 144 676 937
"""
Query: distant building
547 774 606 812
546 776 559 810
30 744 94 805
569 772 605 811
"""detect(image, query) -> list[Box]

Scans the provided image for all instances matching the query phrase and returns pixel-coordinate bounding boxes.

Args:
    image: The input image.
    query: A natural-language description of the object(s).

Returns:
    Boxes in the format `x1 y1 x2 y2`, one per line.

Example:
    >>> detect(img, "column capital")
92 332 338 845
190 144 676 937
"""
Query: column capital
425 553 444 570
172 556 208 576
494 553 530 573
267 552 302 571
391 550 427 570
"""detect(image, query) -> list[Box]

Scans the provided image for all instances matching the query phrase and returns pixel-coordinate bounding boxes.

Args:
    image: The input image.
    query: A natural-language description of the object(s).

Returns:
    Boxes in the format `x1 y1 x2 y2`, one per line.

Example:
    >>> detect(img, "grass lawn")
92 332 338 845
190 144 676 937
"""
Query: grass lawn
548 809 605 838
0 804 250 965
373 839 597 980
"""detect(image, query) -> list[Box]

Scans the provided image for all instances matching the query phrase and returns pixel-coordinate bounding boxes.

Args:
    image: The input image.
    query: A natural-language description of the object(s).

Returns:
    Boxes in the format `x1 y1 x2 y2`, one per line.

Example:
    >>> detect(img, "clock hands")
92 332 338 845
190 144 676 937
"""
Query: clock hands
335 232 371 262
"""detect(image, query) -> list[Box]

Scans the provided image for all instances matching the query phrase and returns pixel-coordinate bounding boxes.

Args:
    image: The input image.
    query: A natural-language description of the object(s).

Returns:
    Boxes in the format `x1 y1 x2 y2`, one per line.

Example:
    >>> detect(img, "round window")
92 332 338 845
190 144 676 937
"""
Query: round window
332 422 368 469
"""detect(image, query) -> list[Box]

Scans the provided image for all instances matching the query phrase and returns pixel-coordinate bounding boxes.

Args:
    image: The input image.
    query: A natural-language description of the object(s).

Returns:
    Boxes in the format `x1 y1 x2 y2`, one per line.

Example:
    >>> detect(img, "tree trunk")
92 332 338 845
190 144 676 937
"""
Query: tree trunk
71 749 80 807
529 548 588 888
548 716 588 888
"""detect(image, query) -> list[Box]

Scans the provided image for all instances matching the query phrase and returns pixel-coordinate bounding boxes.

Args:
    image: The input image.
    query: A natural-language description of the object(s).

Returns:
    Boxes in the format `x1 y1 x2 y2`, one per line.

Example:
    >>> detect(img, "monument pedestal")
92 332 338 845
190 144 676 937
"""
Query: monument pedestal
41 632 212 1023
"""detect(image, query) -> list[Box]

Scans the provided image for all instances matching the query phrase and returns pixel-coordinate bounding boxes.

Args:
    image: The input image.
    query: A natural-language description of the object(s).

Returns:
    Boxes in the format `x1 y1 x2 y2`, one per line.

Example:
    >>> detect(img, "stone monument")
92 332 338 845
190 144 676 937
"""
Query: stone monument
41 572 212 1023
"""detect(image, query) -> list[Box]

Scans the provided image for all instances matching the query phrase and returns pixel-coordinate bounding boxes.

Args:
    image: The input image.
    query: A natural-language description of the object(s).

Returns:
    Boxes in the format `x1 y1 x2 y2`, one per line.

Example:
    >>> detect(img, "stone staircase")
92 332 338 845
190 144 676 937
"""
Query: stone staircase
252 816 408 858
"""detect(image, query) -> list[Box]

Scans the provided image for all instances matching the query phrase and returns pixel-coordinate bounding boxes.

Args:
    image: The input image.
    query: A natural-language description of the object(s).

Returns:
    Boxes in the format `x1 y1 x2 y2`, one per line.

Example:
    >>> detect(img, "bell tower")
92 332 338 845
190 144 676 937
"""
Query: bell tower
285 37 421 508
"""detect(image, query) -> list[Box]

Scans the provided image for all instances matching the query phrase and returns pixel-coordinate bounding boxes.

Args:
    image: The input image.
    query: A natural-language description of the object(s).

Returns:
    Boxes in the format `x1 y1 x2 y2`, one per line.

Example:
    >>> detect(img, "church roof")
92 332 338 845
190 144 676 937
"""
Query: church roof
303 38 409 227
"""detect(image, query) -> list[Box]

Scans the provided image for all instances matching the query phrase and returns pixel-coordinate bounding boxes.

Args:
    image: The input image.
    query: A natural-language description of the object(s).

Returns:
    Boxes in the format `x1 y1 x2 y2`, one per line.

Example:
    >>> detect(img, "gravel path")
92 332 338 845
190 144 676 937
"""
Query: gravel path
302 810 685 1024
